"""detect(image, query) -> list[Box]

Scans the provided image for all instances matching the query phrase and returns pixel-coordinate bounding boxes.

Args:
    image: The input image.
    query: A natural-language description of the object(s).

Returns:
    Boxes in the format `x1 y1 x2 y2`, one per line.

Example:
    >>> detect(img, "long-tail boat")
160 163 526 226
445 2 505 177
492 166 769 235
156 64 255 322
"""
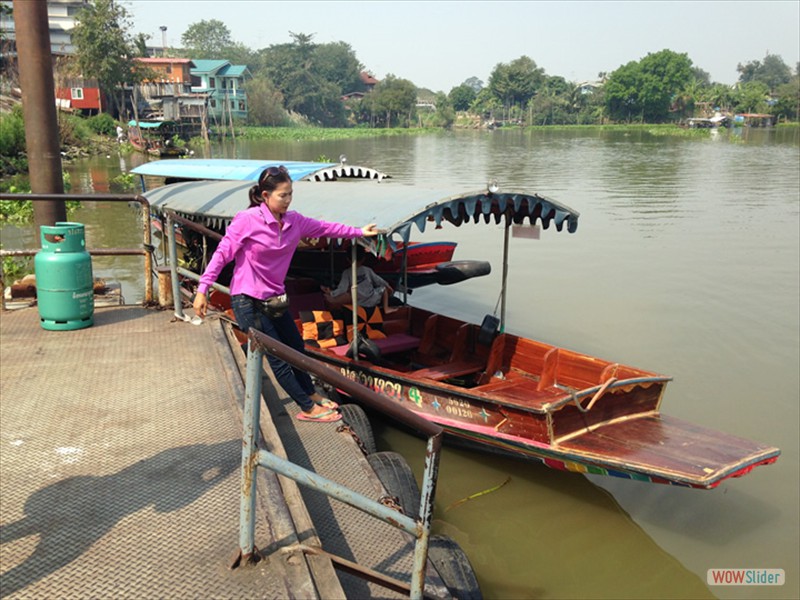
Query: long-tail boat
143 179 780 489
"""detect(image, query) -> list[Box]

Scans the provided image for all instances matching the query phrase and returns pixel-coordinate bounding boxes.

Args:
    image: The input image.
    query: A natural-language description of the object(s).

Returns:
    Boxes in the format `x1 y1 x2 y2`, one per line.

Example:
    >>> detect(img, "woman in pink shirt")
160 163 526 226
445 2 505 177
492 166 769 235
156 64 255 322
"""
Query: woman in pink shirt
193 166 379 422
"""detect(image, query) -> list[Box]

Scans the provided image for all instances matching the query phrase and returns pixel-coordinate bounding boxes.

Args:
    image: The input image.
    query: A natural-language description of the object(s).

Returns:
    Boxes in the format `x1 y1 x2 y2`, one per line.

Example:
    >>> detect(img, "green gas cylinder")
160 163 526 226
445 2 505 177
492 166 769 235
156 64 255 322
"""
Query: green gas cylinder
34 222 94 331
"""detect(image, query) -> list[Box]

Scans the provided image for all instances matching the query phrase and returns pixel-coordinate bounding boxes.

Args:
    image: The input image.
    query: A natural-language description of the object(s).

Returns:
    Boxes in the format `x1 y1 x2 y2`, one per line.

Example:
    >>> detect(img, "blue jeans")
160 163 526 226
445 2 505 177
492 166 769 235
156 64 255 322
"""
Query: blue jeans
231 294 316 412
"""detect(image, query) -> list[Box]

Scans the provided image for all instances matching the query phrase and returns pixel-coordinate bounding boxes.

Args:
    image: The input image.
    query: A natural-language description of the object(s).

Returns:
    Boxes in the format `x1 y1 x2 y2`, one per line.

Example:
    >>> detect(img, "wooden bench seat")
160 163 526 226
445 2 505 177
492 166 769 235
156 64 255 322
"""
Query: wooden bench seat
408 359 485 381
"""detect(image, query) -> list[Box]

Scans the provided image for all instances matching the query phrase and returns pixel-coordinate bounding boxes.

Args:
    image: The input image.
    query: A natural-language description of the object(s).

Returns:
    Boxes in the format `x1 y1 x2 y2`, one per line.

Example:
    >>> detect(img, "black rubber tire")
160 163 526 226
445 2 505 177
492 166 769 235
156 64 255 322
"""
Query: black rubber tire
339 403 377 455
435 260 491 285
367 451 421 520
428 534 483 600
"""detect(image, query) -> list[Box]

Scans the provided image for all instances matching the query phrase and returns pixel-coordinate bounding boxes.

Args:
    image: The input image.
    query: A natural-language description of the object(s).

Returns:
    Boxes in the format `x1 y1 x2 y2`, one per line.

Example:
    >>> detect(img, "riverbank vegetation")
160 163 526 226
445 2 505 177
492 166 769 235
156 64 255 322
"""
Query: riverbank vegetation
37 1 797 132
0 103 120 182
2 1 797 187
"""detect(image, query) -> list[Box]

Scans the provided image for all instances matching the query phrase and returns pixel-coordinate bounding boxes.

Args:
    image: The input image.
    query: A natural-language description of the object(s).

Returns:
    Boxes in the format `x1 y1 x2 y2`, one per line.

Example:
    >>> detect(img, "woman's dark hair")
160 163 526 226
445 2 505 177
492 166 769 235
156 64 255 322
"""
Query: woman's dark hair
248 165 291 207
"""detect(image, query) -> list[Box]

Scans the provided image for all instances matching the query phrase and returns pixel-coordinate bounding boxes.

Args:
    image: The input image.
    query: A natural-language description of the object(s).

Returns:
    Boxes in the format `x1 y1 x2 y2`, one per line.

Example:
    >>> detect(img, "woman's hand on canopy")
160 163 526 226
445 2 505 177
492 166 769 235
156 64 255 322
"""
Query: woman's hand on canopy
361 223 380 237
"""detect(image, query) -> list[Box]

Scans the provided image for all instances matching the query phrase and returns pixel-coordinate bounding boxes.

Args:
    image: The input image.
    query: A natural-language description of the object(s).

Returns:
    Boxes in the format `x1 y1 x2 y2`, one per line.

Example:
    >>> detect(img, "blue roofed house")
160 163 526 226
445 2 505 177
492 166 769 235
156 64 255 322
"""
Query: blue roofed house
190 59 251 123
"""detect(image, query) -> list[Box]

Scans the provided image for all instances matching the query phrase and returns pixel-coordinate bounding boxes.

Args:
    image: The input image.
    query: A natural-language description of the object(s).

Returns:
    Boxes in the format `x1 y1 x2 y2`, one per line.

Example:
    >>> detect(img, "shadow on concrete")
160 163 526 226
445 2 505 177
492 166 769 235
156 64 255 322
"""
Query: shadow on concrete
0 439 240 598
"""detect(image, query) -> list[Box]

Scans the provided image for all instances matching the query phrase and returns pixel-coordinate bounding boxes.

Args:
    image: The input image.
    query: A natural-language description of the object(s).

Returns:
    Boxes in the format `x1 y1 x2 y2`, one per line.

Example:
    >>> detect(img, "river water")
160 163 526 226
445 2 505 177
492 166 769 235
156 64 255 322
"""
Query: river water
8 127 799 599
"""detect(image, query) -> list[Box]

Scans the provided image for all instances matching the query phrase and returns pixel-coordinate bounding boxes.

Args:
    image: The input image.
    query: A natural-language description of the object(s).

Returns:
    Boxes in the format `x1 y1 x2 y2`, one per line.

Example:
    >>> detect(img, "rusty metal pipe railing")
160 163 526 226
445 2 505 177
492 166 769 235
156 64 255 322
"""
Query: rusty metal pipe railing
0 193 154 305
163 209 223 242
242 329 443 599
254 331 442 439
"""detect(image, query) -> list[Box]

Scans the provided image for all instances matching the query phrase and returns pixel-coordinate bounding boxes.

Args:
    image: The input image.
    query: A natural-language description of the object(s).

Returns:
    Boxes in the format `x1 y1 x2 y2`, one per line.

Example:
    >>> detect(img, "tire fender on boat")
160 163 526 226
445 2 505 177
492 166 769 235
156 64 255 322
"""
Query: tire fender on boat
367 451 421 520
339 404 377 455
345 334 382 362
428 534 483 600
367 451 483 598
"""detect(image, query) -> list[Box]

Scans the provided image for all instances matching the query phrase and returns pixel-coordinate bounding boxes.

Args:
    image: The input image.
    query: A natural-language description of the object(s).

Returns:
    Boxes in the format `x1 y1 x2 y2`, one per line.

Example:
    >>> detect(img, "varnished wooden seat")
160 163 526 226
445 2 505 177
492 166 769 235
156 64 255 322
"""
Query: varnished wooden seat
408 359 484 381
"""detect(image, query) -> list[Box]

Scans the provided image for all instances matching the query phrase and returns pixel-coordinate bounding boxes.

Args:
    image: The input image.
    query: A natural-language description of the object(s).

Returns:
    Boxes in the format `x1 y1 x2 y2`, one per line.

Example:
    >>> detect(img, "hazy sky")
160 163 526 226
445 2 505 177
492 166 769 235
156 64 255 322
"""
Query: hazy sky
125 1 800 91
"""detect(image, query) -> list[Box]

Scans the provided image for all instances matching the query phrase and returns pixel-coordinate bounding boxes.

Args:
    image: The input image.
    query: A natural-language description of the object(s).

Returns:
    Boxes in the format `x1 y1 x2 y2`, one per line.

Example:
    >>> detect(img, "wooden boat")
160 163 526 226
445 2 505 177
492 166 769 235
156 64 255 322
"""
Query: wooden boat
142 180 780 488
127 120 187 157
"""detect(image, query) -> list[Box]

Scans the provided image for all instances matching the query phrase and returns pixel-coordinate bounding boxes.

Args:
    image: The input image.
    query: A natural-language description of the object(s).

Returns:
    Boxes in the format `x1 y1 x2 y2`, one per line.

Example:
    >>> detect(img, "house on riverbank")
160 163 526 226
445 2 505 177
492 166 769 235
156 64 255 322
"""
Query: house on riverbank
190 59 251 126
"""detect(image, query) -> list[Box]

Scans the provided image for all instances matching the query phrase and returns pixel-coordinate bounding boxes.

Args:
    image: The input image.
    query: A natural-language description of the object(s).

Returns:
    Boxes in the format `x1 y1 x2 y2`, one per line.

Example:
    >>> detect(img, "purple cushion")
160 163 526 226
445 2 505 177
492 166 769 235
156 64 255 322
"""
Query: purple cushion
330 333 420 357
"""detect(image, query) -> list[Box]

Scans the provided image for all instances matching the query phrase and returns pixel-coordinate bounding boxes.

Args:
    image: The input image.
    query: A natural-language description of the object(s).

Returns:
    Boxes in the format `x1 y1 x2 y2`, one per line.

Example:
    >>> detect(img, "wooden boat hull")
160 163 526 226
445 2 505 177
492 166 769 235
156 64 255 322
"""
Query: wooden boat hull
286 297 779 489
316 352 779 489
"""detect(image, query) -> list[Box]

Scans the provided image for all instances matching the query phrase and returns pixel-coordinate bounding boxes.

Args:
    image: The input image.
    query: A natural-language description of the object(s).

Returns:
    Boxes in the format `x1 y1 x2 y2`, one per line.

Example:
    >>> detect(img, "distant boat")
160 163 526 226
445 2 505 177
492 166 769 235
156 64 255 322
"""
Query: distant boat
139 161 488 290
687 112 730 128
126 120 187 157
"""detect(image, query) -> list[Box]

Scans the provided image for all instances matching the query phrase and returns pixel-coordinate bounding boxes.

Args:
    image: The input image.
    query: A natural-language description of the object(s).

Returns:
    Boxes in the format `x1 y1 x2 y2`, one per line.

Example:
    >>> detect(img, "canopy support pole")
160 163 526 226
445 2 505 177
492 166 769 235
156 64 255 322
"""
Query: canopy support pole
501 218 510 333
350 243 359 360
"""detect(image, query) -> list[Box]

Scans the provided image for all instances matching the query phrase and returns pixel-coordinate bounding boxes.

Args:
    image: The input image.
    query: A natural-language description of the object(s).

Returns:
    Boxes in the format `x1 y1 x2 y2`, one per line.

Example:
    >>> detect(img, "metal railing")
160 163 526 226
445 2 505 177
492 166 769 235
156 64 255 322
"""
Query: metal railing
242 329 444 599
0 193 154 309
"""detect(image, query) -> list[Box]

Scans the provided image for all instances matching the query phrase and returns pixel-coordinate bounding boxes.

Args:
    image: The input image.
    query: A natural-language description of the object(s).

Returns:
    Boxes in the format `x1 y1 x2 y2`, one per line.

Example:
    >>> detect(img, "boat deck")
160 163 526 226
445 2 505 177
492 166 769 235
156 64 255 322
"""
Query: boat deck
0 305 446 599
558 414 780 486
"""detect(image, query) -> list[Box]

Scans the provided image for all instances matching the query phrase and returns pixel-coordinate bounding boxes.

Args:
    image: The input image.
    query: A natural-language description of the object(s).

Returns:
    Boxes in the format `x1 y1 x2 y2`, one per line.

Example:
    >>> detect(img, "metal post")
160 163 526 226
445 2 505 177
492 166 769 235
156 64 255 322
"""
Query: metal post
13 0 66 227
238 340 263 563
410 433 442 599
139 197 154 305
165 213 183 319
350 244 359 359
501 219 510 332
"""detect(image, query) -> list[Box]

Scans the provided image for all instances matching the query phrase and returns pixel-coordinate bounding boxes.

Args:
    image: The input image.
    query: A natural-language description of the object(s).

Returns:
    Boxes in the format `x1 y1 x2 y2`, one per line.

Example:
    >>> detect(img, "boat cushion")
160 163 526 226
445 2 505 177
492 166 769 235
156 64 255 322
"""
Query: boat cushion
300 310 347 349
330 333 421 357
335 305 387 340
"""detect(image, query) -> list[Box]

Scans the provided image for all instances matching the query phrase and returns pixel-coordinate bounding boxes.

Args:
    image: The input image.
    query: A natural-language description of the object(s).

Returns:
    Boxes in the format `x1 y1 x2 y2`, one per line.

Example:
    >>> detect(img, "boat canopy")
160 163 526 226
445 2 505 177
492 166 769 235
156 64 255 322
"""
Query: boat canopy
143 179 579 242
131 158 389 184
127 120 178 129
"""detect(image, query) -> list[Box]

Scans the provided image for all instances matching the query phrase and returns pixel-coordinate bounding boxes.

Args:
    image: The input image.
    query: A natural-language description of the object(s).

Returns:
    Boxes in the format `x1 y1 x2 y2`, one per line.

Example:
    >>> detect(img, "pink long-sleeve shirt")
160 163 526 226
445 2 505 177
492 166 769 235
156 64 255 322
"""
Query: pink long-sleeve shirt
198 202 363 299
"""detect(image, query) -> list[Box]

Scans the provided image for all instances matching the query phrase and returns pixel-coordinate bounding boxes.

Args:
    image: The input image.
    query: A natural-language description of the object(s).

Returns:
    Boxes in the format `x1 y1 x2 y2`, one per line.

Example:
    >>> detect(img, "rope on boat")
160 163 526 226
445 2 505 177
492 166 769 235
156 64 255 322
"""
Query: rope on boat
573 377 618 413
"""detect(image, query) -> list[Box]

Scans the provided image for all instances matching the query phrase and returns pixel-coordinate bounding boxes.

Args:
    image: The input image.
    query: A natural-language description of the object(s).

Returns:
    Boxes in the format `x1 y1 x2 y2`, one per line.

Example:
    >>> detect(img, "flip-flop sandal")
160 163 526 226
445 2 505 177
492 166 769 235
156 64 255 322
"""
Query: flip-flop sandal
315 398 339 410
296 409 342 423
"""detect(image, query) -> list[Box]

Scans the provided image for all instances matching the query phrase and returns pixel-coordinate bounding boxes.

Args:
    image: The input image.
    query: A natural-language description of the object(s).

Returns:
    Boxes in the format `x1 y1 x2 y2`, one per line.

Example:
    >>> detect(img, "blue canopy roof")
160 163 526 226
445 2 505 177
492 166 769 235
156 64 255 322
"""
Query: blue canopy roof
127 120 178 129
131 158 389 186
142 179 579 241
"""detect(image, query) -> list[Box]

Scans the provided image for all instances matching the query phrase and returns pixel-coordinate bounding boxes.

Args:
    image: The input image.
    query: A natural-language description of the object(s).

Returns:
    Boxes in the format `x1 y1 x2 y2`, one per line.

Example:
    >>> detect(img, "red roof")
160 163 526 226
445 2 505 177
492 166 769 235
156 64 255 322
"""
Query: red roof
360 72 379 86
136 58 195 64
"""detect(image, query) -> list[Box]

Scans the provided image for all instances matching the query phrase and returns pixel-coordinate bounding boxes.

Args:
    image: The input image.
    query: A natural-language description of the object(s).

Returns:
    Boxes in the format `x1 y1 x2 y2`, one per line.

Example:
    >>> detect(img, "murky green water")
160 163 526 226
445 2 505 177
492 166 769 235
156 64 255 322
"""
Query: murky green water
6 126 798 599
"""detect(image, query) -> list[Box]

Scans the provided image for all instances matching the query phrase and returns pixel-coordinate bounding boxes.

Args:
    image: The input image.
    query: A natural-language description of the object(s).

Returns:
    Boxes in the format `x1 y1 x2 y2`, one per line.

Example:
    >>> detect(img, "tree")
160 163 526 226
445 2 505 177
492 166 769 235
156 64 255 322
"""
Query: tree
313 41 365 95
604 49 694 122
737 53 792 92
255 33 362 126
367 75 417 128
449 84 476 111
432 92 455 128
770 76 800 122
133 33 149 58
529 75 572 125
488 56 544 110
462 76 483 92
733 81 770 114
71 0 142 118
245 76 289 126
181 19 233 58
702 83 736 113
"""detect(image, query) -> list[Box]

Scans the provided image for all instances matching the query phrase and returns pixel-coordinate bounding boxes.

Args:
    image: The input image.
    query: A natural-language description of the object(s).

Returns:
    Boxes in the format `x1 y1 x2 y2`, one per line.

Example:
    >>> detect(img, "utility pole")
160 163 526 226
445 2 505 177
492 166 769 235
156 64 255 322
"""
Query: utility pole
13 0 66 228
159 26 167 56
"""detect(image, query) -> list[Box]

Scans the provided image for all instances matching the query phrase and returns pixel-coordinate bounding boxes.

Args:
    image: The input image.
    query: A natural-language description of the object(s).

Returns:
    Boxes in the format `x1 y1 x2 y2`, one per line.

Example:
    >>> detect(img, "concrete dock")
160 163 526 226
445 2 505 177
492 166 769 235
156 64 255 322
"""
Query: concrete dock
0 304 449 599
